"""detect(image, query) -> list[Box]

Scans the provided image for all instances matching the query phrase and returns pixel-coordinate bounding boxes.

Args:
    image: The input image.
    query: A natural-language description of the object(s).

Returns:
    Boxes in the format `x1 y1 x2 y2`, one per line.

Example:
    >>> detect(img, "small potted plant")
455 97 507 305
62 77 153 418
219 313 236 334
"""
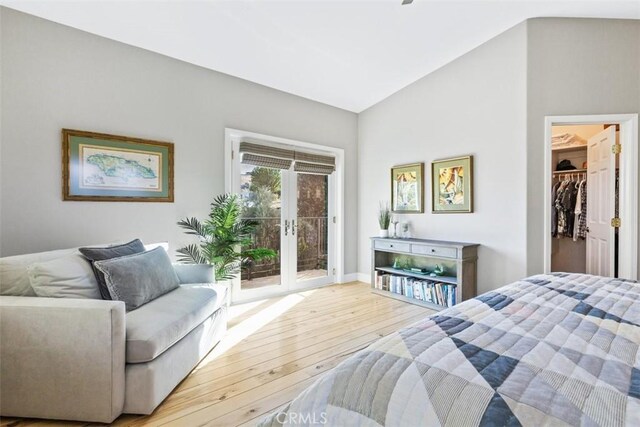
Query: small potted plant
378 201 391 238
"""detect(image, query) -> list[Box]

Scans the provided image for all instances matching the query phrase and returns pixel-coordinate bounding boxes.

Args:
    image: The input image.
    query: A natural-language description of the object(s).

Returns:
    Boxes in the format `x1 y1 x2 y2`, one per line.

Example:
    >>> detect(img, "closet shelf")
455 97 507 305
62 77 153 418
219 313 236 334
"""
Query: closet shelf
553 169 587 175
552 144 587 153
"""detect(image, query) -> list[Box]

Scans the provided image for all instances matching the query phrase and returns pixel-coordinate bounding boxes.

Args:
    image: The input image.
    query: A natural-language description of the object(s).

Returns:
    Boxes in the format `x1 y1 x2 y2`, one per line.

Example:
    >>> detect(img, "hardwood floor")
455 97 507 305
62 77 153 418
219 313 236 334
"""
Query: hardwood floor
1 282 433 427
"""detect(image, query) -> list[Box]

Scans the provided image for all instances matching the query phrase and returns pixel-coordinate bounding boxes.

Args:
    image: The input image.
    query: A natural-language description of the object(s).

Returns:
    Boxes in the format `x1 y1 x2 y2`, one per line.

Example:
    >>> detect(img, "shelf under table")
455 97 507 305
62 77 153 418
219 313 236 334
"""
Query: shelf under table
375 266 458 285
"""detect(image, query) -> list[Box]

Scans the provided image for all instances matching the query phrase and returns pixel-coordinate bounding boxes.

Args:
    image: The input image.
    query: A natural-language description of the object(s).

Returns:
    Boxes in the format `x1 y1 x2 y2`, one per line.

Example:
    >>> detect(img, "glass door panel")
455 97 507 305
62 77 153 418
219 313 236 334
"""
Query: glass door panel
295 173 332 285
239 164 283 290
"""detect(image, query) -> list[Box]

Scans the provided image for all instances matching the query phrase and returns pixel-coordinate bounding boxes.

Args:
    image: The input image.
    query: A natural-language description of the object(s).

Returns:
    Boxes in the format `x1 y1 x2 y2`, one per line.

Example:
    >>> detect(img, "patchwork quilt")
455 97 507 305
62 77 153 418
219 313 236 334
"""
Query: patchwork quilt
259 273 640 426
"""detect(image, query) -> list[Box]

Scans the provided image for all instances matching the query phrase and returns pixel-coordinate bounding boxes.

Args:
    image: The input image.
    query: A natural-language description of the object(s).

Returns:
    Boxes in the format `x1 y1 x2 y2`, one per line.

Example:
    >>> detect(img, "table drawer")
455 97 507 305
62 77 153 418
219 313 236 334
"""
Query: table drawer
411 244 457 259
374 240 411 253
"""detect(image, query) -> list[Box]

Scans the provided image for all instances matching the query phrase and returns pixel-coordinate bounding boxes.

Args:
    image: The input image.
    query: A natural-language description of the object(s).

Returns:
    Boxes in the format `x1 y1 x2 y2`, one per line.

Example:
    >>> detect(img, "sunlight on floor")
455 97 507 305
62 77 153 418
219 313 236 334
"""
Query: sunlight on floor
227 299 269 321
195 290 317 370
241 269 328 290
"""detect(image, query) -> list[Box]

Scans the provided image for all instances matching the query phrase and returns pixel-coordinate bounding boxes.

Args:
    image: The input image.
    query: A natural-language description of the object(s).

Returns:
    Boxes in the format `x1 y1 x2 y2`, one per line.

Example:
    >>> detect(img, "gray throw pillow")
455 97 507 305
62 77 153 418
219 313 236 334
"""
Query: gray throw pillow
94 246 179 311
27 253 102 299
79 239 146 300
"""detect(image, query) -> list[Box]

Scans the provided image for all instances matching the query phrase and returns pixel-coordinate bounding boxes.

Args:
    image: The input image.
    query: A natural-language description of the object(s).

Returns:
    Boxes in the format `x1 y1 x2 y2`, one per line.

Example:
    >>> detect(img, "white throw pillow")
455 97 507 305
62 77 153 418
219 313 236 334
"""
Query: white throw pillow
27 253 102 299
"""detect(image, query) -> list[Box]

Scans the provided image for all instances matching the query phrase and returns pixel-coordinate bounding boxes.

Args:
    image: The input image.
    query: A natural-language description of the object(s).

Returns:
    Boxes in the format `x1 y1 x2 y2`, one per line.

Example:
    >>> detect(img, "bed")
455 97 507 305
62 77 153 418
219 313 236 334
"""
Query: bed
259 273 640 426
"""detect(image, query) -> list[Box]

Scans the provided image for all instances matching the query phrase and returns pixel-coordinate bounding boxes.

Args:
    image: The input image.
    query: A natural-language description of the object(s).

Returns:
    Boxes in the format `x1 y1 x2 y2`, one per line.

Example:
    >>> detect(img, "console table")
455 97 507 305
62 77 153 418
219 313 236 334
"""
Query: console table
370 237 479 311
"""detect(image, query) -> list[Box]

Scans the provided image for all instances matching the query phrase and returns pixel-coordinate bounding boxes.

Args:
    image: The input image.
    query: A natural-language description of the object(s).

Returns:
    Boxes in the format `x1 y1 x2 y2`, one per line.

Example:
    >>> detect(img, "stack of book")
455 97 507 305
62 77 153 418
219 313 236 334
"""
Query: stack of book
374 272 456 307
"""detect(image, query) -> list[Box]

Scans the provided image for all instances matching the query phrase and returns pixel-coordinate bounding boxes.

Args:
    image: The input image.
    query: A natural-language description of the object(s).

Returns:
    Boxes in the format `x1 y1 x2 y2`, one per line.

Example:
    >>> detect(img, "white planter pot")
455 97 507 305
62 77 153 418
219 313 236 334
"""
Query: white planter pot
379 229 389 238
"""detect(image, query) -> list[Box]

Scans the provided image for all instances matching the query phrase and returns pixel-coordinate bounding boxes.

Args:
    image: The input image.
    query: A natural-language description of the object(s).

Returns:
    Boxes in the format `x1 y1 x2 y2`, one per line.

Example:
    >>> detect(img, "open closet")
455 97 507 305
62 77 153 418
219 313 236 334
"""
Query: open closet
551 124 620 277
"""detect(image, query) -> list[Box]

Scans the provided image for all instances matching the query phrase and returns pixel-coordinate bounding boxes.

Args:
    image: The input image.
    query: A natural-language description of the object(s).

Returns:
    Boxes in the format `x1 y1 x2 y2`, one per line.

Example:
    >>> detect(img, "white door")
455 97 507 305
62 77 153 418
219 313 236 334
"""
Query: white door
288 171 335 291
586 127 616 276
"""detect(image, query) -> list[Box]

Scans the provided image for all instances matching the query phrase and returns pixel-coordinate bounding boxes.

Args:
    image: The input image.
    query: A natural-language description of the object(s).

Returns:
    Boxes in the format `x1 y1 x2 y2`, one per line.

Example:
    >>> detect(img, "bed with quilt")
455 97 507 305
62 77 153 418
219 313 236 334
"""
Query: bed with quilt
260 273 640 426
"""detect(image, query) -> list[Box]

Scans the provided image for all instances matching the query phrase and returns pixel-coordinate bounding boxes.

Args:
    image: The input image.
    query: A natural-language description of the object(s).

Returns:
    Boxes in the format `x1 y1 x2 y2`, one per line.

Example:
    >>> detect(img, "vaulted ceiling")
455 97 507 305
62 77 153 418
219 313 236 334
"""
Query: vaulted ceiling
2 1 639 112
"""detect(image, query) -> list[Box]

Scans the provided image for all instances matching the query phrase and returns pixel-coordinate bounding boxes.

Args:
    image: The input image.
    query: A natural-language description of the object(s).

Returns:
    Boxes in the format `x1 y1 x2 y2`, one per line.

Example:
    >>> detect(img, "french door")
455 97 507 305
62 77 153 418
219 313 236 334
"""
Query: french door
231 146 336 302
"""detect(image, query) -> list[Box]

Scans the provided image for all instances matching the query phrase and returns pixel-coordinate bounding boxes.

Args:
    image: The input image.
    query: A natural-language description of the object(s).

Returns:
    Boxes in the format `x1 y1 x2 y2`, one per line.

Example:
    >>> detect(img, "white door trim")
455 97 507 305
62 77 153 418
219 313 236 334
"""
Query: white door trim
543 114 638 280
224 128 345 303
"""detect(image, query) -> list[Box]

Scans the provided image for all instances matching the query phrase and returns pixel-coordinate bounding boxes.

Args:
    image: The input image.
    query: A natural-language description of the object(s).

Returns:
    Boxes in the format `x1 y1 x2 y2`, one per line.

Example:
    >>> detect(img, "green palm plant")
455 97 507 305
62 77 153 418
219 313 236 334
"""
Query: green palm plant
176 194 277 280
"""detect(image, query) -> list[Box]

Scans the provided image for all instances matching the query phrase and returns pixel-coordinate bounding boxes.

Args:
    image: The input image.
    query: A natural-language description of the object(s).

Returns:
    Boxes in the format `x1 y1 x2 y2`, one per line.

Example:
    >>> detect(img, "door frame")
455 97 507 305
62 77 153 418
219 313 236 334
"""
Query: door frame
224 128 345 303
543 114 638 280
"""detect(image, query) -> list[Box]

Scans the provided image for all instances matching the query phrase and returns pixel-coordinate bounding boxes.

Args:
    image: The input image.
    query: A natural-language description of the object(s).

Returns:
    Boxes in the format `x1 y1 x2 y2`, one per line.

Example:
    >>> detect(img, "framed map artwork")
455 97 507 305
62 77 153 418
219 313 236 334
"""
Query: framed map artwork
62 129 174 202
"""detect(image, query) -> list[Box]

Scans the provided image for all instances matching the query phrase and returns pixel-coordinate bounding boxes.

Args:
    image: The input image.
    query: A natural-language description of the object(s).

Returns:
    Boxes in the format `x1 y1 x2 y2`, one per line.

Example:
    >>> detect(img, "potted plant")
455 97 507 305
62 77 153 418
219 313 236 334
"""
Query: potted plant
378 201 391 238
176 193 276 280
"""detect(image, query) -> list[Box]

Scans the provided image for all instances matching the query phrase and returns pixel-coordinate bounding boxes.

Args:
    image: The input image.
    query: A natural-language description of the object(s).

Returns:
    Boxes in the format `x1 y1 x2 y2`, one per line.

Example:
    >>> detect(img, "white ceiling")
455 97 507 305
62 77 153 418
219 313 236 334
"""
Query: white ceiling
2 0 639 112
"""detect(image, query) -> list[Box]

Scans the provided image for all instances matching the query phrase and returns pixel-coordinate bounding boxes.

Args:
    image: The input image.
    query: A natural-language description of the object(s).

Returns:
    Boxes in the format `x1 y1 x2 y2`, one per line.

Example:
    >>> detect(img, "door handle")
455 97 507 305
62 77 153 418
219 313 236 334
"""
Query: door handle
292 219 296 235
284 220 289 236
586 227 590 233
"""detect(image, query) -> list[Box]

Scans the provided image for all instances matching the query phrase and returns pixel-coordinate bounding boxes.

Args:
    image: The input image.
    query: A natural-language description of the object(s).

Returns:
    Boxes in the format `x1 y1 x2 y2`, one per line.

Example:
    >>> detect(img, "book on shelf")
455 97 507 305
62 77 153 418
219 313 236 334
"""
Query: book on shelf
374 270 389 291
373 272 456 307
413 282 423 301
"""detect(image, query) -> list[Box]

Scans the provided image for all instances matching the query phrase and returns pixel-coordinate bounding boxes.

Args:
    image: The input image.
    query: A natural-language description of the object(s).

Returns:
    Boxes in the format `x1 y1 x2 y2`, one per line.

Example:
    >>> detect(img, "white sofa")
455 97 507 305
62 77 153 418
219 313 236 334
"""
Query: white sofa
0 246 228 423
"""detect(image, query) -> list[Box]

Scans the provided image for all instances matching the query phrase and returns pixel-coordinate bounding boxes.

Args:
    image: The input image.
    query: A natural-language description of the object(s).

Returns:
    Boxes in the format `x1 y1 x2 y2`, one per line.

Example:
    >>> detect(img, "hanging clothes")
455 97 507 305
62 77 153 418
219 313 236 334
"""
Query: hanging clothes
564 182 579 237
555 180 573 237
553 177 586 240
574 180 587 240
551 181 561 238
555 180 568 236
572 182 582 240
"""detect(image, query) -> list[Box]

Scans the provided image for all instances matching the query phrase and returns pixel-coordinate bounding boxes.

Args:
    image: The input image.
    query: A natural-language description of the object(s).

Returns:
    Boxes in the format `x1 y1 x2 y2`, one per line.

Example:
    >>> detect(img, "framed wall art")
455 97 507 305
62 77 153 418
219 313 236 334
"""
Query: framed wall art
431 155 473 213
62 129 174 202
391 162 424 213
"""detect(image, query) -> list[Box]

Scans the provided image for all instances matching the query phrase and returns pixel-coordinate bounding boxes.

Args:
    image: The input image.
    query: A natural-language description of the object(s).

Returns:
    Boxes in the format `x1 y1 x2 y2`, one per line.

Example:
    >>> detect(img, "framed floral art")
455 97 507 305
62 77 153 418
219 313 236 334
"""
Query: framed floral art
431 155 473 213
391 162 424 213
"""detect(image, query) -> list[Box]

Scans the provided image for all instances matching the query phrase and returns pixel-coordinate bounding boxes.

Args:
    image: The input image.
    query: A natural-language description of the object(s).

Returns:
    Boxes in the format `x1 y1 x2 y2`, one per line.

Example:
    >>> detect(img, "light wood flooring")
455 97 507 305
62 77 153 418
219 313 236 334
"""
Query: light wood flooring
1 282 432 427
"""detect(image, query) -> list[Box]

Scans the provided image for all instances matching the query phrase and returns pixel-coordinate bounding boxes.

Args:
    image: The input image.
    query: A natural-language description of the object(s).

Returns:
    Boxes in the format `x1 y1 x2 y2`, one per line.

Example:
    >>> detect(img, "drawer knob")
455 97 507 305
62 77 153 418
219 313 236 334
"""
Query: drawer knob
390 244 394 247
431 249 435 252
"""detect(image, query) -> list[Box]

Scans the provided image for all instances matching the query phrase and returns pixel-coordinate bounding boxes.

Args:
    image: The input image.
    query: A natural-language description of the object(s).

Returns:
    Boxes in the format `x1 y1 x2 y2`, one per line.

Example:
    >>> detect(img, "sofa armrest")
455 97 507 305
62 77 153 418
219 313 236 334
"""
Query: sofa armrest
0 296 126 423
173 263 215 284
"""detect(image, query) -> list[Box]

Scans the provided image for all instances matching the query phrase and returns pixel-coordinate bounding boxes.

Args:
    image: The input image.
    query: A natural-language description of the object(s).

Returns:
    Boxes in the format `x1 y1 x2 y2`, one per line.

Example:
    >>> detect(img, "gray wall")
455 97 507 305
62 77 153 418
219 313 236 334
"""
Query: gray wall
0 8 359 275
2 9 638 288
526 18 640 276
358 23 529 293
358 17 639 292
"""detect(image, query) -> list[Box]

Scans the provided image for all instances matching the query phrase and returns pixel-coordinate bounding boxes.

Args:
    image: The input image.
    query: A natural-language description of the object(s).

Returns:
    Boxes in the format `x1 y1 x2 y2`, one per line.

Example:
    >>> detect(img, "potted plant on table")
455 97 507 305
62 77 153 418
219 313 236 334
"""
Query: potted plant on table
176 194 276 280
378 201 391 238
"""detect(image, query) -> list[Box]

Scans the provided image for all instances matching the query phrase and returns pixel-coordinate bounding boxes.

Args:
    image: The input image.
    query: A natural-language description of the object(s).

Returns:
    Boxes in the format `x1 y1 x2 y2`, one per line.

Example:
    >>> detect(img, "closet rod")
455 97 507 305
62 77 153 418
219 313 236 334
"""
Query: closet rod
553 169 587 175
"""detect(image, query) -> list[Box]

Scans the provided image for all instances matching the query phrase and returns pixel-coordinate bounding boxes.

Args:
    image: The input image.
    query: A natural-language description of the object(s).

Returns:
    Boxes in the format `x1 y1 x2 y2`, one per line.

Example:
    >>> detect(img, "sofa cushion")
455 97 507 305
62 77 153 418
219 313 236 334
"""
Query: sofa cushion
79 239 146 300
173 264 215 284
27 253 102 299
125 283 228 363
94 247 179 311
0 242 164 297
0 248 78 296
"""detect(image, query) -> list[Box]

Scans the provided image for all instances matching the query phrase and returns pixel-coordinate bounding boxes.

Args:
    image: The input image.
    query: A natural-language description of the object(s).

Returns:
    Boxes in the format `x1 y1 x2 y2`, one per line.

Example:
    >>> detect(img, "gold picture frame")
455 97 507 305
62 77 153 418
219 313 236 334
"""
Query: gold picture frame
391 162 424 213
62 129 174 202
431 155 473 213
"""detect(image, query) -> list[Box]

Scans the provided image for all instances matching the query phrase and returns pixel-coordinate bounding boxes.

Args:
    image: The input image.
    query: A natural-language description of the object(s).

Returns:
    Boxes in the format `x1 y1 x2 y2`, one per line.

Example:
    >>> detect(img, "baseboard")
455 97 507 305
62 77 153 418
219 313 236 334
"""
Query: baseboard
357 272 370 284
339 273 359 283
340 273 371 284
